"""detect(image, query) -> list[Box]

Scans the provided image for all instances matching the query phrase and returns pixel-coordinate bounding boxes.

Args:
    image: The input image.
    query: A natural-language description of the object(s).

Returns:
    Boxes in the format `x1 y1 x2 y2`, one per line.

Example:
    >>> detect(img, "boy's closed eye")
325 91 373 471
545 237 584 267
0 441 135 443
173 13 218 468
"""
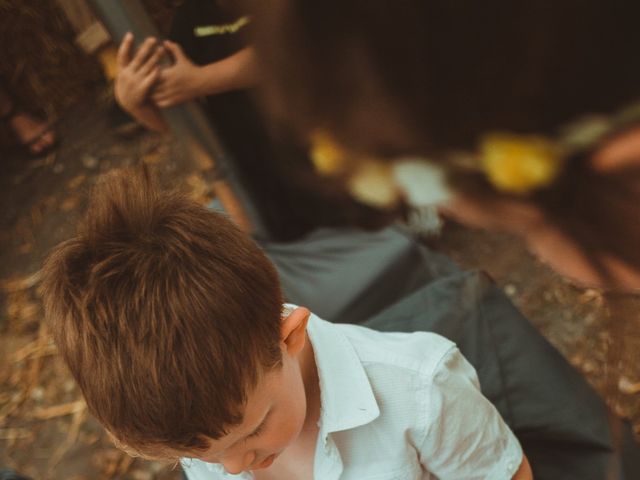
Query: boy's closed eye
247 422 266 439
244 408 273 441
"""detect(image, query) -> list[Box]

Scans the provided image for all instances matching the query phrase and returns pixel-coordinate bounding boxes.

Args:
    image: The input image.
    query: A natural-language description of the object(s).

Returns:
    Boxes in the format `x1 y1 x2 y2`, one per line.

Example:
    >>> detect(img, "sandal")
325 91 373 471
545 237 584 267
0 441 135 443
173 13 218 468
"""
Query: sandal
0 102 58 157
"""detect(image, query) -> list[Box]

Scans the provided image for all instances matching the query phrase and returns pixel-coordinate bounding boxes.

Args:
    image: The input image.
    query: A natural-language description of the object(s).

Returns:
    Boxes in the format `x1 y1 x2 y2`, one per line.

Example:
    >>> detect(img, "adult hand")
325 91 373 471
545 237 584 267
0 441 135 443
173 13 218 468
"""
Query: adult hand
114 33 164 114
152 40 203 108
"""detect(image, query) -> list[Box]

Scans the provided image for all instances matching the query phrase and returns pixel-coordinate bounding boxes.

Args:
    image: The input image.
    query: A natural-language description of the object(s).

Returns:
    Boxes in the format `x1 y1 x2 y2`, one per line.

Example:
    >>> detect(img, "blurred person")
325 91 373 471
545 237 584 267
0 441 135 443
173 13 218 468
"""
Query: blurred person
114 0 394 241
249 0 640 291
249 10 640 477
0 80 57 156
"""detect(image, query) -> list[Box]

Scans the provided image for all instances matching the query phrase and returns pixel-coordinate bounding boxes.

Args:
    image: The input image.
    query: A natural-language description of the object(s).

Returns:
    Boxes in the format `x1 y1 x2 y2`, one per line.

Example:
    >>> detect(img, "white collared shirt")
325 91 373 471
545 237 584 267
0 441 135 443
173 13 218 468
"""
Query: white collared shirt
182 312 523 479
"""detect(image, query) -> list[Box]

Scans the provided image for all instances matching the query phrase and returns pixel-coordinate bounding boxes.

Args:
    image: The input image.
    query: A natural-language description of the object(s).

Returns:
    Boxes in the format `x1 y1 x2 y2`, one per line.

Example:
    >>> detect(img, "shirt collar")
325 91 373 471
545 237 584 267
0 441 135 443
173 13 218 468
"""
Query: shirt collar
306 313 380 437
190 310 380 479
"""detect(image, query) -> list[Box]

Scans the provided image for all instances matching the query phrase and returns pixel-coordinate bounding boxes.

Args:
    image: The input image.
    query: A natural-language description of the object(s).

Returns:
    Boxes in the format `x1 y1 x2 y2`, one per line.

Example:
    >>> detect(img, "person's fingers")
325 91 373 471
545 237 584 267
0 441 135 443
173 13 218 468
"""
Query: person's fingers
30 139 45 154
41 130 55 147
156 68 167 83
155 96 177 109
117 32 134 68
139 45 165 76
141 67 161 93
163 40 185 62
129 37 157 71
151 71 167 95
152 87 178 108
151 90 168 105
154 98 168 108
151 73 172 98
30 130 55 154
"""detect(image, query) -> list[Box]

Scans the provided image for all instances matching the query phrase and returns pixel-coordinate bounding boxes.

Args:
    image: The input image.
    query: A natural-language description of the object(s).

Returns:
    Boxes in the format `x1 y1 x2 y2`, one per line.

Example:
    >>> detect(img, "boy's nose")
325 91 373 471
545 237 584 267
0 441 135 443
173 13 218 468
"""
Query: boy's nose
223 451 256 475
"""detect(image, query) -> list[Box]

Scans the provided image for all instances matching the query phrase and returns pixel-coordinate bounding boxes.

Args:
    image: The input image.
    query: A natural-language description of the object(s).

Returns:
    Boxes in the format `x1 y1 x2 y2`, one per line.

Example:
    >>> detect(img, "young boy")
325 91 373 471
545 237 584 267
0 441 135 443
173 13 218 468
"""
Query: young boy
41 169 532 479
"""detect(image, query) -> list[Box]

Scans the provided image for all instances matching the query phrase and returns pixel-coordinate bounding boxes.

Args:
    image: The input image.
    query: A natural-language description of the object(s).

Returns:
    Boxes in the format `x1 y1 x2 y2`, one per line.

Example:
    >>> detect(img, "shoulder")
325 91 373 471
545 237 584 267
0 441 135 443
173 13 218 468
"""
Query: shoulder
334 322 457 378
180 458 231 480
331 322 483 429
307 313 470 413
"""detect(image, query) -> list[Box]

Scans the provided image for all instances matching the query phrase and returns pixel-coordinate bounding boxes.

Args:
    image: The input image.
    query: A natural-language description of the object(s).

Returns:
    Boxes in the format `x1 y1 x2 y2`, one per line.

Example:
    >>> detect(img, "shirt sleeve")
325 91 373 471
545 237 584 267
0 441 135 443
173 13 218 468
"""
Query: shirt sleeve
417 346 523 479
181 458 250 480
181 458 217 480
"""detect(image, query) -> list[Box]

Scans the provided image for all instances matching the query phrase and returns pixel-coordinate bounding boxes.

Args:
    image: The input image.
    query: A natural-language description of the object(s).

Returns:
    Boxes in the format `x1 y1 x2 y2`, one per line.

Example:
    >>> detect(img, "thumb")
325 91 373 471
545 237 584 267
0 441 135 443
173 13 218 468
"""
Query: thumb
163 40 186 62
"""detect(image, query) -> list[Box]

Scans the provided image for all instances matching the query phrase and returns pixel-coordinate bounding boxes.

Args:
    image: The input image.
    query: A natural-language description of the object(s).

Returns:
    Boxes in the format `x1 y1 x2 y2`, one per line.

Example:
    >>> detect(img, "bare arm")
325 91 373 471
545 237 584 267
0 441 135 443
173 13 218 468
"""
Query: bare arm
114 35 255 232
151 43 258 108
116 33 258 128
196 46 259 95
513 454 533 480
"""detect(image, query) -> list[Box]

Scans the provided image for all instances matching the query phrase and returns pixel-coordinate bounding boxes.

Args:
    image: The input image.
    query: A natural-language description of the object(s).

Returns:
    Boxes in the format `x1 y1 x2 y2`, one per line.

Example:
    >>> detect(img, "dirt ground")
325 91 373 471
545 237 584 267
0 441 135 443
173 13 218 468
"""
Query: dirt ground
1 97 639 479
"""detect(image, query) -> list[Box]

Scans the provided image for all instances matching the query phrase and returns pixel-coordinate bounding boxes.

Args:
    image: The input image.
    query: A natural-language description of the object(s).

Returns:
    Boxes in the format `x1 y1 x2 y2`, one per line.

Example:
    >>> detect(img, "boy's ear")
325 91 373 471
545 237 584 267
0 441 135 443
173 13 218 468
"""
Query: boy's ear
280 306 310 356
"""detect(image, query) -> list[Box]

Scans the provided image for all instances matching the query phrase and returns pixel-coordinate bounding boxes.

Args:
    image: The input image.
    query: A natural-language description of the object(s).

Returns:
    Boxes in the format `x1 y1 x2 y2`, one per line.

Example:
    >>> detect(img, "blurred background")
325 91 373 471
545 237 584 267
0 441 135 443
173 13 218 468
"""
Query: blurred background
0 1 638 479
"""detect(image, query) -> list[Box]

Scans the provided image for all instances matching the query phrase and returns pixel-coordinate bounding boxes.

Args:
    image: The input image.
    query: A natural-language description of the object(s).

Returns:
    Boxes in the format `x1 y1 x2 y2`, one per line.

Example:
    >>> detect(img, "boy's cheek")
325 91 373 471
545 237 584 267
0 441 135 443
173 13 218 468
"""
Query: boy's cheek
265 411 305 451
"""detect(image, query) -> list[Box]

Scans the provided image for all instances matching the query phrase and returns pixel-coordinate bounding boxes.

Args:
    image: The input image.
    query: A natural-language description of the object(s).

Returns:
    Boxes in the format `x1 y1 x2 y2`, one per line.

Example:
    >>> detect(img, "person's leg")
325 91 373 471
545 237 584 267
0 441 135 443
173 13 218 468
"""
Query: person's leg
0 81 56 155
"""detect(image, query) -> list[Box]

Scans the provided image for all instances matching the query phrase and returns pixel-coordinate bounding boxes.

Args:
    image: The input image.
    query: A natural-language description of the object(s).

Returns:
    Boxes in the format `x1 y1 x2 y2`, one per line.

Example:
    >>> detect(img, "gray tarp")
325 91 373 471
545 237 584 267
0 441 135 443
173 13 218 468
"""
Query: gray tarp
261 225 638 480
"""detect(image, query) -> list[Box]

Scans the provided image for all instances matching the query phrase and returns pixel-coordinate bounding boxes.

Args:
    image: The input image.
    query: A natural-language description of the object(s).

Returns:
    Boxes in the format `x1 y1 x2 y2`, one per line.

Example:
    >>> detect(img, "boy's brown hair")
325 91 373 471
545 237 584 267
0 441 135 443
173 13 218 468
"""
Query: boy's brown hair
41 168 284 458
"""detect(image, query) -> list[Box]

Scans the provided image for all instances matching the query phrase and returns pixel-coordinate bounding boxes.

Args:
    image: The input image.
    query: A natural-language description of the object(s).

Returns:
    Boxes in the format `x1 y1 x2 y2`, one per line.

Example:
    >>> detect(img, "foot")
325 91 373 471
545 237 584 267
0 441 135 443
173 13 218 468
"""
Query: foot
7 111 56 155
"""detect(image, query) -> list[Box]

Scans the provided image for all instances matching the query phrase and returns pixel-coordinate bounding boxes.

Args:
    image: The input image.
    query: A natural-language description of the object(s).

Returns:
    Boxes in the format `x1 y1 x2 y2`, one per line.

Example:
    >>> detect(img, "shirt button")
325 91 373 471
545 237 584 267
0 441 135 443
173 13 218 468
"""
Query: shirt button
508 462 514 470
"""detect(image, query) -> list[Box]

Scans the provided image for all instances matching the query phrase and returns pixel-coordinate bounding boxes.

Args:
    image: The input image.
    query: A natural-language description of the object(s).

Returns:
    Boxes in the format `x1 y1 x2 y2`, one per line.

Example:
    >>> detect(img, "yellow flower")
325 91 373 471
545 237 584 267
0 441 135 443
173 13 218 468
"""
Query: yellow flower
480 133 564 195
310 131 349 175
348 161 400 209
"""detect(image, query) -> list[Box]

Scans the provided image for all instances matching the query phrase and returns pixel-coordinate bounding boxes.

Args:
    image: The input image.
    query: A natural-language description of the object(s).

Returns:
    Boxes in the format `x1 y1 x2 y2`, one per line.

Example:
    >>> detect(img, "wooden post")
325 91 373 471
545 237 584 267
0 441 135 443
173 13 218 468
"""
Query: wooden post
54 0 110 54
